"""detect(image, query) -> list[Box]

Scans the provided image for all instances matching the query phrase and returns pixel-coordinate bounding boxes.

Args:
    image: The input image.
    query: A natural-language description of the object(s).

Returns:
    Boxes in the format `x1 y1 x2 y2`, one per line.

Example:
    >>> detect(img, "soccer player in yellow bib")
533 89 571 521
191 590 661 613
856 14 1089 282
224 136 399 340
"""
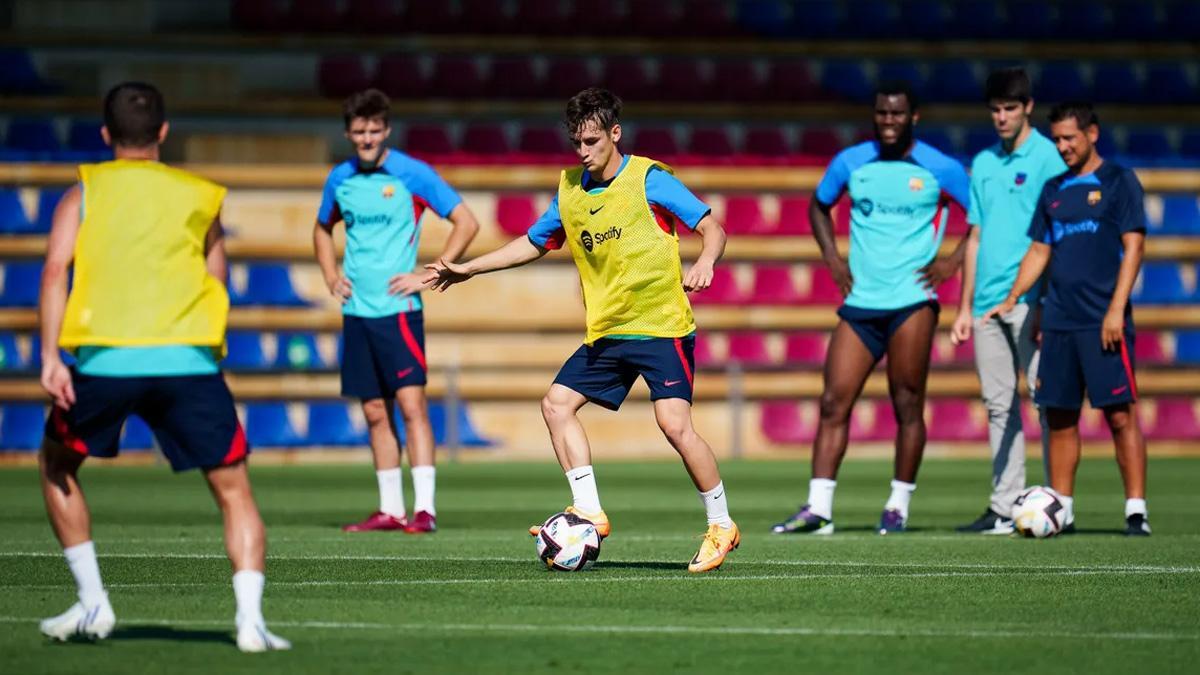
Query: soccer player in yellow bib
425 88 739 573
36 83 289 651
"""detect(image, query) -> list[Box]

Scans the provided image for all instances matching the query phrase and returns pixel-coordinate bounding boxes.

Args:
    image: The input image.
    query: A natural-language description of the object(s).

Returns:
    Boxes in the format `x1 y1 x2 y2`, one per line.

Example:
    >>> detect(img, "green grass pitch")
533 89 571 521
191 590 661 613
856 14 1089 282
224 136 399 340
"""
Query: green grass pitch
1 457 1197 674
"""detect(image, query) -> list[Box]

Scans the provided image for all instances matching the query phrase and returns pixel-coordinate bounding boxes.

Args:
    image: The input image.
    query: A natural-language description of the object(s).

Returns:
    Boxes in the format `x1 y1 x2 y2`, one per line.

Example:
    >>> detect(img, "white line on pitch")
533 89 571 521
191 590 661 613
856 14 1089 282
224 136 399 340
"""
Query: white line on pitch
0 615 1194 642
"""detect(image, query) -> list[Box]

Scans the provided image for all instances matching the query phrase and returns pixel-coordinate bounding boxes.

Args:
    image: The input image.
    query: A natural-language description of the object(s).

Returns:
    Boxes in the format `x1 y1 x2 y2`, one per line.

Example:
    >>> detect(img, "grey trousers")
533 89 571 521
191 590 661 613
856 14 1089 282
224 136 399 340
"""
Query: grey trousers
973 303 1048 518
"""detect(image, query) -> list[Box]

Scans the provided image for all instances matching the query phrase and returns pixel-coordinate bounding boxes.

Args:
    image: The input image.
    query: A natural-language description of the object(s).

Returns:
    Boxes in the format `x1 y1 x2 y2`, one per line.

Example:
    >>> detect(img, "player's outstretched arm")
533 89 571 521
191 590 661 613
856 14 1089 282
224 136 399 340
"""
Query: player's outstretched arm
39 186 81 410
390 203 483 297
424 235 547 292
684 214 726 292
950 225 981 345
312 219 352 304
808 198 852 297
1102 231 1145 350
981 242 1051 322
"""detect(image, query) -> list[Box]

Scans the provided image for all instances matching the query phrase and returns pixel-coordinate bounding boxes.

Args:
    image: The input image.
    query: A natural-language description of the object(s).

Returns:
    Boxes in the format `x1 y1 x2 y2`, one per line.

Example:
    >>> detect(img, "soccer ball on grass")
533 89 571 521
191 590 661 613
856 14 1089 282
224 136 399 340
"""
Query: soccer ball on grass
535 511 601 571
1012 486 1067 538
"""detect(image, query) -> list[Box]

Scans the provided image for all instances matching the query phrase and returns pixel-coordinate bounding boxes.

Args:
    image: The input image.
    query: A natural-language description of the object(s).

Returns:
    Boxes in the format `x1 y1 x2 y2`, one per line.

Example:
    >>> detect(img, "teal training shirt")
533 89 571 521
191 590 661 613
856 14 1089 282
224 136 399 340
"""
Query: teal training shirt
814 140 971 311
968 128 1068 316
76 346 220 377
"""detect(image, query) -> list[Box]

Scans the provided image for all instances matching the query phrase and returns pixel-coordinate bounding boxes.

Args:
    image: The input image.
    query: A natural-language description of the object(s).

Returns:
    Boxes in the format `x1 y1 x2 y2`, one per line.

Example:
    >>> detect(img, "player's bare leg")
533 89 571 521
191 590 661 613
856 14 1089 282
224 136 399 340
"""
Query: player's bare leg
396 385 437 532
654 398 739 572
878 306 936 534
531 384 608 537
38 437 115 642
1104 403 1151 535
205 461 290 652
343 397 408 531
1046 406 1082 530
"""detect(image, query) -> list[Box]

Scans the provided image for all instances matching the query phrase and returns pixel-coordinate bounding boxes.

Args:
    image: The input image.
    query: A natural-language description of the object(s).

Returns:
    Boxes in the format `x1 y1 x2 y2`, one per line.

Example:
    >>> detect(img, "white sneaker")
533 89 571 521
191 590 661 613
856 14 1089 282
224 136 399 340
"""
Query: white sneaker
40 597 116 641
236 621 292 653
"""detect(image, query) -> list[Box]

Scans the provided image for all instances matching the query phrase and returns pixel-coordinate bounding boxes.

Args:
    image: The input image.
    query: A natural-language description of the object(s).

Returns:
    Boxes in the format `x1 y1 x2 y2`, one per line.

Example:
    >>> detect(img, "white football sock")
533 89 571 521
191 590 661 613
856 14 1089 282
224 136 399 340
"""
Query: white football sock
1060 494 1075 524
698 481 734 528
411 465 436 515
376 468 406 518
64 541 106 607
885 480 916 519
565 465 602 514
1125 498 1147 518
807 478 837 520
232 569 265 628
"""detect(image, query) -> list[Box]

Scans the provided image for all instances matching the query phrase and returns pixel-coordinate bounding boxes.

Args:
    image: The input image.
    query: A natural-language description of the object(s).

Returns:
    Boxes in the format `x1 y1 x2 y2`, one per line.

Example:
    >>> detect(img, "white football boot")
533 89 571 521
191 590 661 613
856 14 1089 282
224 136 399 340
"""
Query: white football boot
40 596 116 641
236 620 292 653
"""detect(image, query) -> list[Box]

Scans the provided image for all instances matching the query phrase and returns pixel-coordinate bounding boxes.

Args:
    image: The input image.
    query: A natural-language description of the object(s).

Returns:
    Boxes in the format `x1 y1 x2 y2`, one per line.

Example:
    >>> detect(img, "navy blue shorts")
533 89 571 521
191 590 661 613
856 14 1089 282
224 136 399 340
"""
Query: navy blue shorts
341 311 428 400
44 370 247 472
837 300 940 362
553 336 695 410
1036 329 1138 410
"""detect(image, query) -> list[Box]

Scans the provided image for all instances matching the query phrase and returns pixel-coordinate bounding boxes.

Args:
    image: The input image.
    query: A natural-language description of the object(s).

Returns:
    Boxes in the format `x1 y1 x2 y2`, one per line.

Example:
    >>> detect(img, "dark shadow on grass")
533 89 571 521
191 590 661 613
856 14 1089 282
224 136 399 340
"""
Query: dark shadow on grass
109 625 234 645
1061 527 1127 536
834 525 932 533
595 561 686 571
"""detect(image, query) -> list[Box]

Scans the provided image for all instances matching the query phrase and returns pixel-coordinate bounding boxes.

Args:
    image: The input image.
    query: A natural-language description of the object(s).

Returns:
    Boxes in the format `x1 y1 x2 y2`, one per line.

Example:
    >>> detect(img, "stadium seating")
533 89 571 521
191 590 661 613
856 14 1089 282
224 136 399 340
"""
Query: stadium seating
35 188 66 233
346 0 405 33
246 402 307 447
275 332 322 370
0 262 43 307
783 332 828 366
1133 263 1190 304
224 331 270 370
776 195 812 235
0 190 32 234
1176 331 1200 364
723 195 770 234
750 265 804 305
821 61 873 103
373 54 427 99
232 264 310 307
495 194 538 237
317 55 372 99
121 415 154 450
1037 62 1090 102
0 332 21 370
927 400 983 441
850 399 897 442
691 266 745 305
0 403 44 450
726 331 773 367
306 402 368 446
760 400 816 444
1150 398 1200 439
419 401 496 447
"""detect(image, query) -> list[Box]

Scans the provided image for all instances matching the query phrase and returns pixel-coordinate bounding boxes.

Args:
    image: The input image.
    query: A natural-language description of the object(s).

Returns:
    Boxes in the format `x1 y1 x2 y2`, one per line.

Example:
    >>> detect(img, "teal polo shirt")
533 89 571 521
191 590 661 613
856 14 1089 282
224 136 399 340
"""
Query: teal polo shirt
968 128 1068 317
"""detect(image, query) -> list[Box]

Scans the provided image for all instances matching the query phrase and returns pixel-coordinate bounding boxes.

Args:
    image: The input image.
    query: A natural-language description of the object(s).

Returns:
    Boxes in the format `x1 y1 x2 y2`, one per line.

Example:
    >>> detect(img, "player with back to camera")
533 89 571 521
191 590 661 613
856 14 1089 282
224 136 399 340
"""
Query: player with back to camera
425 88 740 573
952 68 1067 534
37 82 289 651
770 81 971 536
982 102 1151 536
314 89 481 534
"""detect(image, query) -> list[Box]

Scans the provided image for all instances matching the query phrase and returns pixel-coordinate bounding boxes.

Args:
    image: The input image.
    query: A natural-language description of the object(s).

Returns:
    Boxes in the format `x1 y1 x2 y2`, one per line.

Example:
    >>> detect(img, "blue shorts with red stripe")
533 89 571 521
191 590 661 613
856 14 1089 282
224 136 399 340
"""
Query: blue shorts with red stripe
553 336 695 410
44 370 248 472
341 310 428 400
1035 329 1138 410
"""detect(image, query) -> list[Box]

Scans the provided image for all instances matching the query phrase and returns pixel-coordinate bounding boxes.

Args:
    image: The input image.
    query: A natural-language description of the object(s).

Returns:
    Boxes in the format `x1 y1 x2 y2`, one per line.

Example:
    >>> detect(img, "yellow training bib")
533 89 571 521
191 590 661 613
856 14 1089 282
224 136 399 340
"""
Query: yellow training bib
61 160 229 352
557 155 696 345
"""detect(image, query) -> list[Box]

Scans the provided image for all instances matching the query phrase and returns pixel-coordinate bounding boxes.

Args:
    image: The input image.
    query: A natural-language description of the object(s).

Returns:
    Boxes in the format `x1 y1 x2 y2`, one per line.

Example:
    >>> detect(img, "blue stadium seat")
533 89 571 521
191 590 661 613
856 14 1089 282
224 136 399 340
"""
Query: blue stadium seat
947 0 1005 39
223 331 269 370
783 0 839 38
0 189 34 234
1124 129 1175 161
877 61 926 98
66 120 109 159
925 61 979 103
245 402 306 447
121 415 154 450
1110 0 1162 40
1144 63 1197 105
0 262 43 307
34 187 65 233
964 128 997 156
275 331 321 370
0 404 45 450
1054 0 1111 38
1175 331 1200 364
898 0 947 40
1163 0 1200 40
307 402 367 445
737 0 795 38
1134 263 1189 304
1036 62 1089 102
821 60 873 103
846 0 894 38
1182 131 1200 160
394 400 495 447
5 119 60 155
1091 63 1142 104
1156 194 1195 234
240 264 309 306
1095 131 1119 159
920 128 958 155
1005 0 1054 39
0 332 21 370
0 49 50 94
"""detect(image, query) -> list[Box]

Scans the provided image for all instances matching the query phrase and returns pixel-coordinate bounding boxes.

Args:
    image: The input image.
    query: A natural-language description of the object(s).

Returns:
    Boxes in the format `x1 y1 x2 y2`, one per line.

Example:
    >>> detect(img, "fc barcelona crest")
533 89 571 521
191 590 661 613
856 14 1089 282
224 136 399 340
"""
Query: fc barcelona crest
1087 190 1102 205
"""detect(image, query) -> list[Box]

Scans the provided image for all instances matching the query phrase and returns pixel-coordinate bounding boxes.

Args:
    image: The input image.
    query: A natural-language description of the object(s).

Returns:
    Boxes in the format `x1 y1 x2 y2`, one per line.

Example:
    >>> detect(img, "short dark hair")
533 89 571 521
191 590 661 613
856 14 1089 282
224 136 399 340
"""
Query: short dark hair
984 67 1032 103
1048 101 1099 129
343 88 390 128
874 79 918 110
565 87 622 137
102 82 165 148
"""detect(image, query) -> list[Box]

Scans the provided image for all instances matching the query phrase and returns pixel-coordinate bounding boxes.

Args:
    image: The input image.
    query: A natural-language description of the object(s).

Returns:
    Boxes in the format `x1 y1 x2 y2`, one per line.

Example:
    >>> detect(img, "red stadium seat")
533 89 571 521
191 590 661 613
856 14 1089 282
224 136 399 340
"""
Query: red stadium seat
1148 399 1200 440
628 0 682 37
517 126 570 159
776 195 813 235
373 53 427 99
286 0 343 31
657 59 713 102
763 61 821 103
563 0 628 35
460 0 514 34
404 125 455 158
783 332 828 366
346 0 404 33
1078 406 1111 442
495 194 538 237
691 266 745 304
632 127 680 158
723 195 770 234
798 128 844 157
694 332 719 368
232 0 286 31
761 401 816 444
487 57 542 99
688 127 736 158
802 266 844 305
927 400 982 441
944 203 968 236
1021 402 1043 441
602 58 655 101
317 55 372 99
402 0 458 33
851 400 897 442
743 128 792 161
460 124 511 157
546 58 596 98
832 202 851 235
1134 332 1168 364
512 0 571 35
428 57 485 99
727 332 775 367
936 273 962 307
690 0 738 36
750 265 804 305
712 60 764 102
